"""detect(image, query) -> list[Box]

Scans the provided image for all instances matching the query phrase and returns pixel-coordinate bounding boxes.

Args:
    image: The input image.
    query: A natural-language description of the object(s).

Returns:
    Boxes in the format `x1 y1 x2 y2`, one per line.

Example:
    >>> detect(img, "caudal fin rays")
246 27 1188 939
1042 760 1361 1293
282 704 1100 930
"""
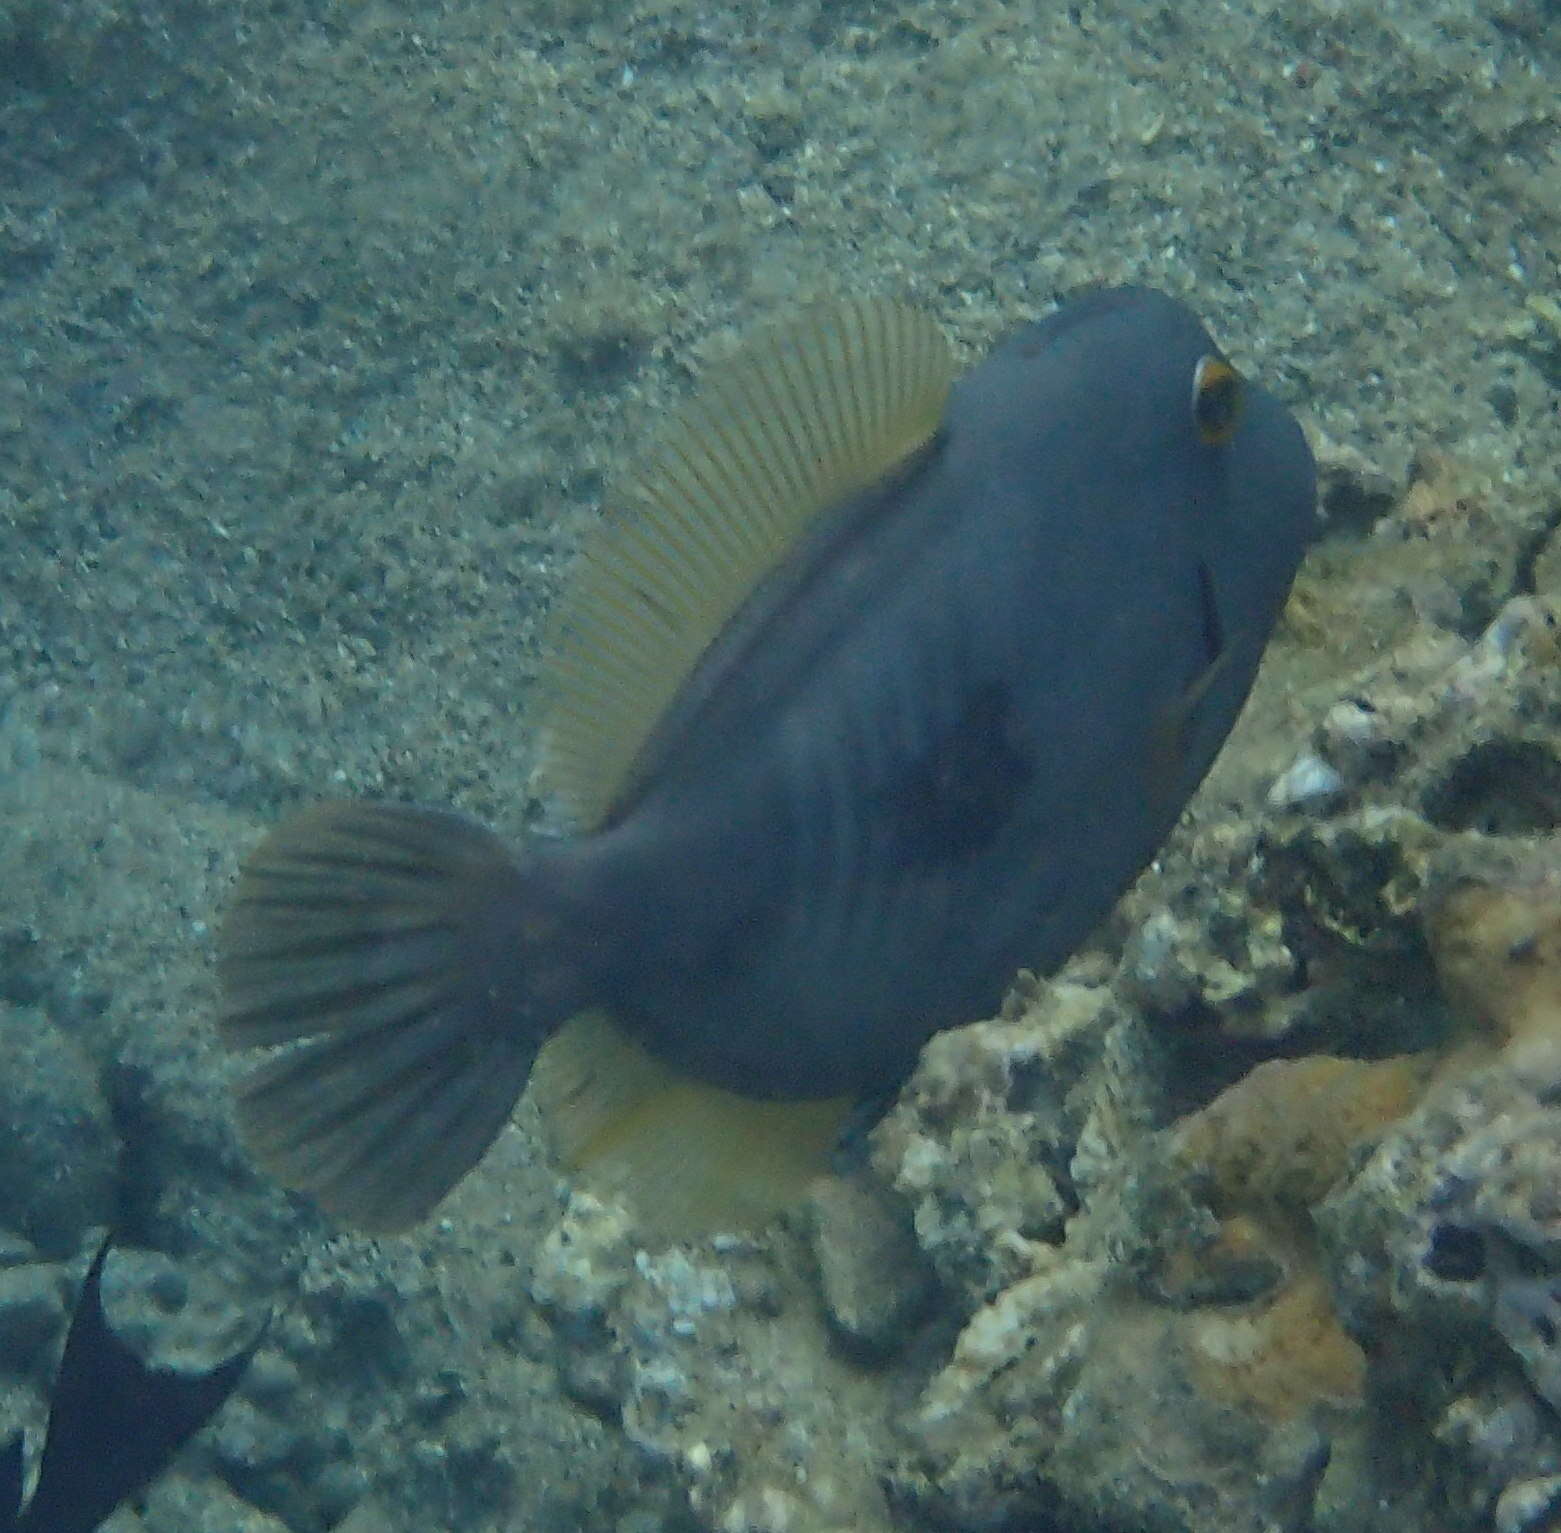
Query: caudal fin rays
218 803 546 1232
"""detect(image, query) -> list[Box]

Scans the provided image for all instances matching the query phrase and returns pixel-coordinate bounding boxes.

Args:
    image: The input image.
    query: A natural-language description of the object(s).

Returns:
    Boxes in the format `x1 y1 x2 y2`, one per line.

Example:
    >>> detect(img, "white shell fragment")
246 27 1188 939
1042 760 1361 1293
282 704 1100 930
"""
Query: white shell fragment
1267 752 1346 812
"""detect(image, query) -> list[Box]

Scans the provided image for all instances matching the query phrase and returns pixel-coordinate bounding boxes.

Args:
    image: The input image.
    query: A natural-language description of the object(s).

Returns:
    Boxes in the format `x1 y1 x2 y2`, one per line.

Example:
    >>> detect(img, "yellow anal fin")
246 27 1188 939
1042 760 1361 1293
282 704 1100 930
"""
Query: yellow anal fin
538 299 955 831
530 1012 852 1240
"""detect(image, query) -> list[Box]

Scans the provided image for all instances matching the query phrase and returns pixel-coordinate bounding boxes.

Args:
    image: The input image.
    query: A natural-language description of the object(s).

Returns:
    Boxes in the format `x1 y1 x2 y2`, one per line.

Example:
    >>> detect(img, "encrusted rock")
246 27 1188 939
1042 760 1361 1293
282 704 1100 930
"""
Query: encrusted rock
1310 832 1561 1523
1424 834 1561 1060
1495 1474 1561 1533
1171 1054 1432 1215
871 980 1120 1306
528 1192 637 1413
0 1262 66 1379
0 1009 118 1257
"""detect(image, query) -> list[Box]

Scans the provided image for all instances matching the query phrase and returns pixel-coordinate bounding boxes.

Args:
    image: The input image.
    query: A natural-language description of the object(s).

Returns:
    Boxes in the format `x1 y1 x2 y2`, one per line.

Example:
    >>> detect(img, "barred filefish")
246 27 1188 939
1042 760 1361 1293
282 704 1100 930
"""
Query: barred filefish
218 287 1315 1235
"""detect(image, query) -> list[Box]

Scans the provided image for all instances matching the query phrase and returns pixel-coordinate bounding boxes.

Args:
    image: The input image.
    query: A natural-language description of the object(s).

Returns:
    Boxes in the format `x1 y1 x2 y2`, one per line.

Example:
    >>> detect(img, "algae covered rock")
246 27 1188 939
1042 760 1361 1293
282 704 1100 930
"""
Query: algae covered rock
528 1189 901 1532
871 980 1127 1307
1315 835 1561 1529
1114 595 1561 1057
0 1002 118 1257
1317 1058 1561 1530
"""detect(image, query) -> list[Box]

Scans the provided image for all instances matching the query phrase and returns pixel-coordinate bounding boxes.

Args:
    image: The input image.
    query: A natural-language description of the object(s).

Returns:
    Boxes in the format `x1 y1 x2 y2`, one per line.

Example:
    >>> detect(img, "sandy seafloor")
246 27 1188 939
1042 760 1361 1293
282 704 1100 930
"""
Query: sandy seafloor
0 1 1559 1530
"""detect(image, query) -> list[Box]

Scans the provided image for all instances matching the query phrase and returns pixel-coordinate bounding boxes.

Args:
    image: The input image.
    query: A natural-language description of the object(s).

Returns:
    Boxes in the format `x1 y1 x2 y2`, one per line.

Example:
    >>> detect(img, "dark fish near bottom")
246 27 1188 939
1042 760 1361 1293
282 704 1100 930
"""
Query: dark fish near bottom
0 1238 265 1533
218 286 1316 1237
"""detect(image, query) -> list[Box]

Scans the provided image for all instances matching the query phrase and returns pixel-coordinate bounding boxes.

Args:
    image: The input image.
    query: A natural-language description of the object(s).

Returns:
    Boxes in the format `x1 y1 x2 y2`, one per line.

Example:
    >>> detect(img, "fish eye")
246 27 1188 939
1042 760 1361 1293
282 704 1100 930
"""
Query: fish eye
1191 355 1242 445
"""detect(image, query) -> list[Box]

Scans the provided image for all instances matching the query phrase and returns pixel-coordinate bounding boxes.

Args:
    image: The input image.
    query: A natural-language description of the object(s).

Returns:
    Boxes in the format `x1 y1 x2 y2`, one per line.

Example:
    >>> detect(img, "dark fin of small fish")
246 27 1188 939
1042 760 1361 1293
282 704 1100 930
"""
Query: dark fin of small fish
530 1013 853 1238
539 298 955 832
219 802 557 1231
16 1237 265 1533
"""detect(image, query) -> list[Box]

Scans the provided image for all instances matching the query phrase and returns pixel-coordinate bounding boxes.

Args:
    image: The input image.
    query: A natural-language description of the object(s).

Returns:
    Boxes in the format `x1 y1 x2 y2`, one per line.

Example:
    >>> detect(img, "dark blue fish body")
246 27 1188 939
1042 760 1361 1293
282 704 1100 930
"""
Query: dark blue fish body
219 287 1315 1233
577 288 1312 1097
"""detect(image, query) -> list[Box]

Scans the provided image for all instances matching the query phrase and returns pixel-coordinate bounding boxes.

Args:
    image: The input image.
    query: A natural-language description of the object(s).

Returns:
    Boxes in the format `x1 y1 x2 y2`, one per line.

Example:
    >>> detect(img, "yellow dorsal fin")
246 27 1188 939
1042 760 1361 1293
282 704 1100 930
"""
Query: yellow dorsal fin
538 298 955 830
529 1012 853 1240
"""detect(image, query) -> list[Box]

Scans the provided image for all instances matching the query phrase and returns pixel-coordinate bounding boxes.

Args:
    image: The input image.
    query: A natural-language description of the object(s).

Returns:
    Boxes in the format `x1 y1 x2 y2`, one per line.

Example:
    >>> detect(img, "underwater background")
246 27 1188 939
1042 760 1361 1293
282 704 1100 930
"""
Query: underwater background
1 0 1560 1529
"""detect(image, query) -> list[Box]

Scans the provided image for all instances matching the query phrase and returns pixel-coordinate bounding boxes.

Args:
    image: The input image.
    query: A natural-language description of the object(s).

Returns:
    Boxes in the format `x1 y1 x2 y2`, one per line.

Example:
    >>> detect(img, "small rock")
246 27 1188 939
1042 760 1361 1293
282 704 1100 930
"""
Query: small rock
1496 1474 1561 1533
1268 752 1346 812
807 1173 931 1357
1317 698 1394 781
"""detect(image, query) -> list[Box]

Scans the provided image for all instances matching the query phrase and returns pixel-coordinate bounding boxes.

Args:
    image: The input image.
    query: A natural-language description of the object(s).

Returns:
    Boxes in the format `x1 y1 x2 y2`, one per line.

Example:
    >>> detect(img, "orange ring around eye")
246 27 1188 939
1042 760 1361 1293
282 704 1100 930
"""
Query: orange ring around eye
1192 356 1242 445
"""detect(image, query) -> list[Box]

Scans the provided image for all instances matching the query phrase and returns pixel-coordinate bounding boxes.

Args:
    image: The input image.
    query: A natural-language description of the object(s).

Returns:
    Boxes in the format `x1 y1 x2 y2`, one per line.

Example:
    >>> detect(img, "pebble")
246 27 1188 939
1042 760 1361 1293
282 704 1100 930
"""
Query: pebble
1267 752 1345 812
